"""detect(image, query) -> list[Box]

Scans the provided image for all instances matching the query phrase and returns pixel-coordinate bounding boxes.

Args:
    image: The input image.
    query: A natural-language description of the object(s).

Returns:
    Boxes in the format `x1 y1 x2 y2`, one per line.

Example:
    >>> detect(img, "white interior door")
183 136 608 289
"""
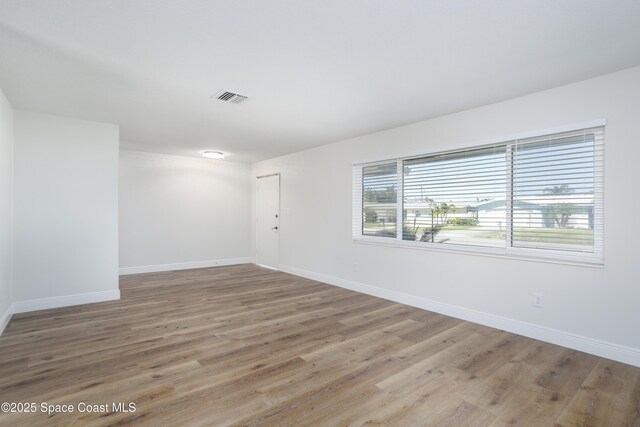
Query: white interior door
256 174 280 269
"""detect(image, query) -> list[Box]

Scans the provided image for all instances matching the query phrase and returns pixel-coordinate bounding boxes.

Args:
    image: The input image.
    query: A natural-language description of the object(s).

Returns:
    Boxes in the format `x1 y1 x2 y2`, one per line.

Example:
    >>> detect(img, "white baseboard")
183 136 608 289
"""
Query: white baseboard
0 304 12 335
279 264 640 368
119 257 256 275
12 289 121 314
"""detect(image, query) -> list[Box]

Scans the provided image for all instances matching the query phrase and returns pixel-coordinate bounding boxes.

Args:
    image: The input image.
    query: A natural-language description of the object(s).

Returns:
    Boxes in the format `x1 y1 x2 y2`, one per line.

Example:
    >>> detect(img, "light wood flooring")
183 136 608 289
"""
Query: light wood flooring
0 264 639 426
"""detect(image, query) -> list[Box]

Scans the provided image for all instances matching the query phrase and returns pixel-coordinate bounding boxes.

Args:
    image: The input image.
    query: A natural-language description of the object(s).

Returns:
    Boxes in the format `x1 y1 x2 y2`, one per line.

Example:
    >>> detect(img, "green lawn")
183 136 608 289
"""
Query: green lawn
364 222 593 246
363 222 395 231
485 227 593 245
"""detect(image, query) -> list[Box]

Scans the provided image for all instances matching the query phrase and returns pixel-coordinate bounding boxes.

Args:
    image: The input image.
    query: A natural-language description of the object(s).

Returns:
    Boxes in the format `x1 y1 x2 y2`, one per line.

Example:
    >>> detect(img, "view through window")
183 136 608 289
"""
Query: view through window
362 162 397 238
355 126 604 263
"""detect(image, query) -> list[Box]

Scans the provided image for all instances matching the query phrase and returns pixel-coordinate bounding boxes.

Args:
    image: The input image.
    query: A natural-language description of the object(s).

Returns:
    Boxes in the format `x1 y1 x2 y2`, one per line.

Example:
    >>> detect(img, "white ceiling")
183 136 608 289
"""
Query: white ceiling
1 1 640 162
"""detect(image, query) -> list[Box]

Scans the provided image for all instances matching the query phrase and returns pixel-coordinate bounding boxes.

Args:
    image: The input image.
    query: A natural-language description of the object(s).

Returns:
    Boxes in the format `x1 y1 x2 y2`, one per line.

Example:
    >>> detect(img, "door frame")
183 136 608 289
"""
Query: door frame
255 172 280 269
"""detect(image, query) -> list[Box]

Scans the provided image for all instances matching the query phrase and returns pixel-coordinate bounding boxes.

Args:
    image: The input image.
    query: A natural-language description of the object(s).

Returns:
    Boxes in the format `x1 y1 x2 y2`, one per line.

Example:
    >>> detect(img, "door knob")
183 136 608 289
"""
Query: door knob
272 226 278 230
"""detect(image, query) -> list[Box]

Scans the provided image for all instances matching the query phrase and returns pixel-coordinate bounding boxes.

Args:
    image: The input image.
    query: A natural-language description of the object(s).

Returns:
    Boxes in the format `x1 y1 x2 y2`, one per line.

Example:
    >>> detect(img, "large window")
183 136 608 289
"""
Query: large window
353 125 604 265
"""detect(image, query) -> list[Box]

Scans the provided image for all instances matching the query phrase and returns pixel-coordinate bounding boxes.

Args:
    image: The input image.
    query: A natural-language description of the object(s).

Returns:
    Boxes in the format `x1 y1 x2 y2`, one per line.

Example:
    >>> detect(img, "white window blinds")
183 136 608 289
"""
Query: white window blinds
511 127 604 259
402 145 507 247
361 162 398 238
353 124 605 265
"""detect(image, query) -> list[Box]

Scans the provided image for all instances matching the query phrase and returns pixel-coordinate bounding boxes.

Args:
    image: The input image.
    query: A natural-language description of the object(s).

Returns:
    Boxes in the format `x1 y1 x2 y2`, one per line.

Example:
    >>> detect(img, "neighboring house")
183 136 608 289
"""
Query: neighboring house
469 195 595 229
363 203 397 225
401 194 595 230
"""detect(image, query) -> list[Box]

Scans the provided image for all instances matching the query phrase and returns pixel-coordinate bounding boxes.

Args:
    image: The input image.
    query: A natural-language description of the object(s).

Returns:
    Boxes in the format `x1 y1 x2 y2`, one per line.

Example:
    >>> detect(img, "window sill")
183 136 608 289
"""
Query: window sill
352 236 604 268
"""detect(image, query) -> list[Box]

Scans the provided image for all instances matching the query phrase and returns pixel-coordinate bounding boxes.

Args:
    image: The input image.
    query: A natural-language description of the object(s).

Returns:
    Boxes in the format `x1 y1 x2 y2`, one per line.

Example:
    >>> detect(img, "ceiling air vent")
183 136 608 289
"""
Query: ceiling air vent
213 90 248 104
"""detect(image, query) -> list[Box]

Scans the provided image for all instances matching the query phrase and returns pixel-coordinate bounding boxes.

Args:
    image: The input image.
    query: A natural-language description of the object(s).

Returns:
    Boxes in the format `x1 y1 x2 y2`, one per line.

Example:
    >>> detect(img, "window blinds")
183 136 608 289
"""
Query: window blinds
353 125 604 264
511 127 604 258
361 162 398 238
402 145 507 247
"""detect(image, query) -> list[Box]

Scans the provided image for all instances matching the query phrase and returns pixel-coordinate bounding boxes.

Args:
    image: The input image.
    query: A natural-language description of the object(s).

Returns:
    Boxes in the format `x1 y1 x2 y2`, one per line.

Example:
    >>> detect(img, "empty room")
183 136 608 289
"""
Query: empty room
1 1 639 425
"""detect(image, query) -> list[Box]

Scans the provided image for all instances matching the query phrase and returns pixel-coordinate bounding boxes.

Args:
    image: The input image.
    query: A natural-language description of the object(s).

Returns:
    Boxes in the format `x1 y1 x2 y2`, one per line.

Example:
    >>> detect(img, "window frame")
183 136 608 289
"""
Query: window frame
352 120 605 267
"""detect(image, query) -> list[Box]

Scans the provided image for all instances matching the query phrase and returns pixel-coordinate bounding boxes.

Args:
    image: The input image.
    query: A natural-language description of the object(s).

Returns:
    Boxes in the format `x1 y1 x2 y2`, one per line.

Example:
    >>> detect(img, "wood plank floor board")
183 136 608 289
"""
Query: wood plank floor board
0 264 638 426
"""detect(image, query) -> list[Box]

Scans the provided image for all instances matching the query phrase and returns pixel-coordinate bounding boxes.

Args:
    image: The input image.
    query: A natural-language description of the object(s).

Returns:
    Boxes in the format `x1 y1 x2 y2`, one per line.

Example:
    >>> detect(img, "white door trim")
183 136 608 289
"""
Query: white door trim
256 173 281 269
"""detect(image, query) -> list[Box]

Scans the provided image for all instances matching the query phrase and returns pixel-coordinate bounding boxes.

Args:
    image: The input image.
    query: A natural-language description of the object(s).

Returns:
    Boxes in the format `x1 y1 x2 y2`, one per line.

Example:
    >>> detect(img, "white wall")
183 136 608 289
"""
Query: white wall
0 89 13 331
119 150 252 274
252 66 640 366
13 111 119 311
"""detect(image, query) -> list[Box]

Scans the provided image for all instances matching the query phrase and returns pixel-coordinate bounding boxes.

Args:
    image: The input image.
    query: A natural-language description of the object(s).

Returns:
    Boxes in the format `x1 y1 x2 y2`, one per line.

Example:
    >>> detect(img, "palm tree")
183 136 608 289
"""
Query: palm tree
545 184 571 195
431 203 441 225
544 184 573 228
440 202 456 224
431 202 457 225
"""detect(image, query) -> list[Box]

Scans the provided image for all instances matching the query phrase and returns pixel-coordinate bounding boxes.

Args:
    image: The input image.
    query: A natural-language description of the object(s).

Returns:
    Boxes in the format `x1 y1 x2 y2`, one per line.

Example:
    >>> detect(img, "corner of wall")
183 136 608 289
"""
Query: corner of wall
11 110 120 310
0 87 14 335
0 303 12 335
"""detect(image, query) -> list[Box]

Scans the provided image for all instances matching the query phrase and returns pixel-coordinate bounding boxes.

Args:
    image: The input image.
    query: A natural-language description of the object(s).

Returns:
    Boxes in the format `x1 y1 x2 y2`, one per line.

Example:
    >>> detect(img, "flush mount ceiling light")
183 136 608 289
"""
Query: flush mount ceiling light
202 151 225 160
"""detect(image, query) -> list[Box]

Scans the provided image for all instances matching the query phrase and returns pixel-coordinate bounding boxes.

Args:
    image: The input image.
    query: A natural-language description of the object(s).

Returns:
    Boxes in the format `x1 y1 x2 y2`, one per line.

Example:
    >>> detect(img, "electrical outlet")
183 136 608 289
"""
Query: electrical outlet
353 263 358 272
533 293 544 308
